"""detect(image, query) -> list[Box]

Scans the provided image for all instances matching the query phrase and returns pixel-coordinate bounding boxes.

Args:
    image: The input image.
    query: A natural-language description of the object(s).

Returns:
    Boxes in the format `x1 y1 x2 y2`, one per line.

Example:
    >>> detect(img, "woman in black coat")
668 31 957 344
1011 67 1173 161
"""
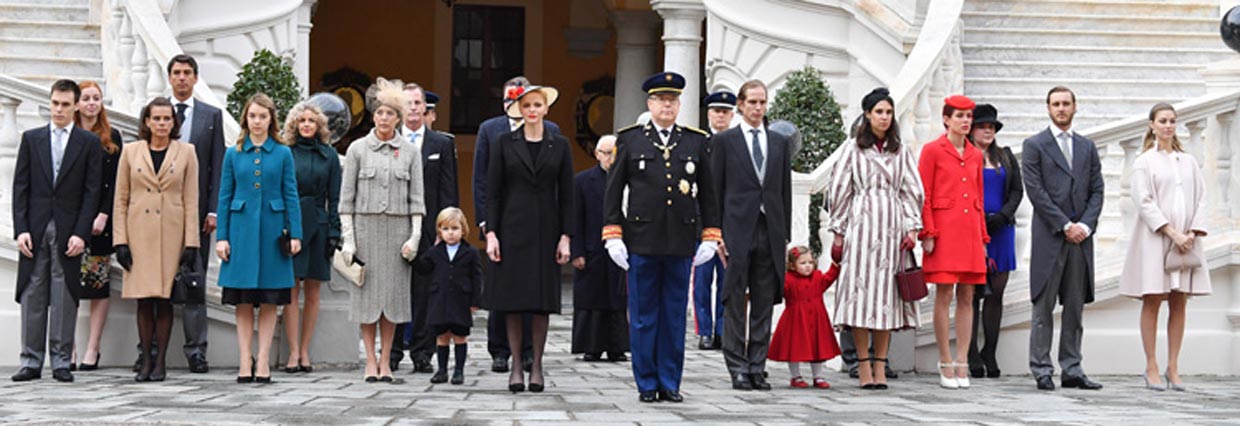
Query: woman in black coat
485 85 573 393
965 103 1023 379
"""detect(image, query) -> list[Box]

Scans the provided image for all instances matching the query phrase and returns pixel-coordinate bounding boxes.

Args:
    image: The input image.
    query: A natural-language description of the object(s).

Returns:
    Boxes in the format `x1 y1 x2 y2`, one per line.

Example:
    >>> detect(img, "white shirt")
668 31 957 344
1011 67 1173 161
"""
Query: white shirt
740 120 767 174
652 123 673 144
509 118 522 132
49 121 75 181
1048 125 1091 237
403 124 426 151
174 96 195 142
447 242 460 261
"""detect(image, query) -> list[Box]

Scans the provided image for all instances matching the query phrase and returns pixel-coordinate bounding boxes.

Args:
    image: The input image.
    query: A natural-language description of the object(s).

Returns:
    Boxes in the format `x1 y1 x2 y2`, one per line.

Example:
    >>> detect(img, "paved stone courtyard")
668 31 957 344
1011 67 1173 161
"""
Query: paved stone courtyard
2 308 1238 426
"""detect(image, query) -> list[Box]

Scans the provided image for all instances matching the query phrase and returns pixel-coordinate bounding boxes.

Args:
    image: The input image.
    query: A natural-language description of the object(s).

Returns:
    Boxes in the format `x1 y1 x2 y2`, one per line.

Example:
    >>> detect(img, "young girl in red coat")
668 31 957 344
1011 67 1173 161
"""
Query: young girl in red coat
769 245 842 389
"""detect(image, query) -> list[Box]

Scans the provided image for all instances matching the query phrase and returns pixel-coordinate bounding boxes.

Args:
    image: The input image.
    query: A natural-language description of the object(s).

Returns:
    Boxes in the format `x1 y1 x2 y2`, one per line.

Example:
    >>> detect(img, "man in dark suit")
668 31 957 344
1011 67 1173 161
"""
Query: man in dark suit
472 76 560 373
11 79 103 382
137 54 223 374
570 135 628 362
711 80 791 392
1022 86 1105 391
604 72 720 403
390 82 459 374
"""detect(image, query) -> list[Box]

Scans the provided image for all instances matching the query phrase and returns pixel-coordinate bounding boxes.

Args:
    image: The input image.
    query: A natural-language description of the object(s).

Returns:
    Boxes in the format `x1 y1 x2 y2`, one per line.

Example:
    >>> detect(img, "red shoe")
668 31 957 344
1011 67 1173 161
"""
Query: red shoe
813 377 831 389
790 376 809 388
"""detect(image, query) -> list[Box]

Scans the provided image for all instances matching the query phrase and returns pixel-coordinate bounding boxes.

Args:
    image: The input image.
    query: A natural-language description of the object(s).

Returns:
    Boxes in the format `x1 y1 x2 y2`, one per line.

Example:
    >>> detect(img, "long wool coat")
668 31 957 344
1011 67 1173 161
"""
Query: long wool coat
826 140 924 330
918 135 990 278
113 140 200 298
1120 150 1211 297
216 137 303 290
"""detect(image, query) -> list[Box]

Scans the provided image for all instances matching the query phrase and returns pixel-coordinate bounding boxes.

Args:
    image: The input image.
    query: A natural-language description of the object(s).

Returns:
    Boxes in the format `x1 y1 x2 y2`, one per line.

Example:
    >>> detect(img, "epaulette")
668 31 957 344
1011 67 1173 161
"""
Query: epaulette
682 125 708 136
616 123 643 134
436 130 455 140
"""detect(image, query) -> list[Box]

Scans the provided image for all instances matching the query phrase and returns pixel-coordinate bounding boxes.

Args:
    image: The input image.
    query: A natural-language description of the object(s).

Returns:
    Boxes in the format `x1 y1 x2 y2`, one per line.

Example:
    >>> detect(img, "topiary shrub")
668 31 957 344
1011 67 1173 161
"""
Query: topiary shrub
227 49 302 124
767 66 847 255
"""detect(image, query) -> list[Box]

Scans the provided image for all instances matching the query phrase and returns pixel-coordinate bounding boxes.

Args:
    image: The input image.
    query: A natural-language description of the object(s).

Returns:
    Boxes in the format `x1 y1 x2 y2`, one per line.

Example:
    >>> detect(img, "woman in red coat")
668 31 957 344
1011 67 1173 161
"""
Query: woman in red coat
919 95 990 390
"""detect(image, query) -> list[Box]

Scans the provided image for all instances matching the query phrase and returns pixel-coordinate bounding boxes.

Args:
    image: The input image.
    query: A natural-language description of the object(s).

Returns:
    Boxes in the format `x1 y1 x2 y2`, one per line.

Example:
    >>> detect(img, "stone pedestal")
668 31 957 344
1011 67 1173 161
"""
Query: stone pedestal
653 0 705 128
609 10 661 127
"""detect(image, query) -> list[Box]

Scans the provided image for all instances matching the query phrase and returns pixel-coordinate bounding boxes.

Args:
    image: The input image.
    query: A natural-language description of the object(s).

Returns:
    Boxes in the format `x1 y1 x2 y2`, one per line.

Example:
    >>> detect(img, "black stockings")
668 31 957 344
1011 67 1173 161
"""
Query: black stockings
507 313 549 385
136 298 173 378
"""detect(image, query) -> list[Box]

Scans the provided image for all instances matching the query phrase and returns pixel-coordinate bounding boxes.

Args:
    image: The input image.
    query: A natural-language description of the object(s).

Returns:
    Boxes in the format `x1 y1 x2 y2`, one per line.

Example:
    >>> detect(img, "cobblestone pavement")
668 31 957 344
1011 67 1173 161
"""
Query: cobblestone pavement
1 311 1237 425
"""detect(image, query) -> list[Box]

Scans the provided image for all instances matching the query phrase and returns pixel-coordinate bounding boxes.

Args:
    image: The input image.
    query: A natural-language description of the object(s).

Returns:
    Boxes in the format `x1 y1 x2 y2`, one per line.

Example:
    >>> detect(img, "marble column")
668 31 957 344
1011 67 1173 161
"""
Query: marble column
609 10 660 128
652 0 705 127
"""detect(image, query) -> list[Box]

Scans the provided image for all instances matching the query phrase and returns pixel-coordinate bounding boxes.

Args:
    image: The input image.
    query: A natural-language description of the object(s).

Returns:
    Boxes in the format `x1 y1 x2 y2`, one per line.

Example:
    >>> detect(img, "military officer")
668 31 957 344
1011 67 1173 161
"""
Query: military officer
693 90 736 351
603 71 721 404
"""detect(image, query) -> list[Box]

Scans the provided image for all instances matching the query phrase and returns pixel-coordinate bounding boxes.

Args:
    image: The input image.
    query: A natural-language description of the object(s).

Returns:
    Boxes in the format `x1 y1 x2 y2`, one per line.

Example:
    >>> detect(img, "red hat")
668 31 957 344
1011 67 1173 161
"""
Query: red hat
944 95 975 110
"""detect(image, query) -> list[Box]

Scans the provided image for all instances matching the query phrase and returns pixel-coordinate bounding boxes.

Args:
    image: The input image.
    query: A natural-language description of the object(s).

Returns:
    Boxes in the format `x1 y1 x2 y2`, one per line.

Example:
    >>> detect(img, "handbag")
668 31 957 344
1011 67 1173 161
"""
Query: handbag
332 250 366 287
278 229 293 256
1164 246 1203 272
895 249 928 302
170 255 205 305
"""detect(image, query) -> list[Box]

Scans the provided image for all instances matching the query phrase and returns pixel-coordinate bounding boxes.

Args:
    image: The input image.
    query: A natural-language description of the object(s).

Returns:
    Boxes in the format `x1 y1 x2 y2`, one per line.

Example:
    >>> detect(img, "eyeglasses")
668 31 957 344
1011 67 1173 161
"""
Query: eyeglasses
648 96 680 105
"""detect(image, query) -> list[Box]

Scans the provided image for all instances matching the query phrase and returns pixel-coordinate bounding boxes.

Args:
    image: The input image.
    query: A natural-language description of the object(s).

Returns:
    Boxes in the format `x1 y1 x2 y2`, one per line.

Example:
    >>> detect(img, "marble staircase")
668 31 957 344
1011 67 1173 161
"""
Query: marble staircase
0 0 102 92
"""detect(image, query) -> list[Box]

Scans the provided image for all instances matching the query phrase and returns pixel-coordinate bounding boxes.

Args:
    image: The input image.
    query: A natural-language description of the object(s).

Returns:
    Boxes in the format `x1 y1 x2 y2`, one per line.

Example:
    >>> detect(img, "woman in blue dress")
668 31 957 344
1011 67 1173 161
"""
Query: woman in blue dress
966 104 1021 379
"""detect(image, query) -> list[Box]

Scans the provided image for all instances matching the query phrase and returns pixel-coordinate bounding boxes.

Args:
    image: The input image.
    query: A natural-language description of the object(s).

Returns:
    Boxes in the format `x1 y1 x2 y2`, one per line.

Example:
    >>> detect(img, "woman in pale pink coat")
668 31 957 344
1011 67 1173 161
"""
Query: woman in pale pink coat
1120 103 1210 392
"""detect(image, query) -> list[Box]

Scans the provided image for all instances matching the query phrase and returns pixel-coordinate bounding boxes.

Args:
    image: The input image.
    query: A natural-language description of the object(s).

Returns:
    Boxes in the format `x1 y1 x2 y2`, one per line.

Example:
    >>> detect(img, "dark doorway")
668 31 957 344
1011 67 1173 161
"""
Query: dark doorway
450 5 525 134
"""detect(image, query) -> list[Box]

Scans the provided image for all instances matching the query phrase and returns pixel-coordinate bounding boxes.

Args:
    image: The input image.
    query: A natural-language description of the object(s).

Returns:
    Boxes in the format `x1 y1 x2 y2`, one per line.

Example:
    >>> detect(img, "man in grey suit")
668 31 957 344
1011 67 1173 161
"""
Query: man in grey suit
12 79 103 382
134 54 224 373
712 80 792 391
1021 86 1104 391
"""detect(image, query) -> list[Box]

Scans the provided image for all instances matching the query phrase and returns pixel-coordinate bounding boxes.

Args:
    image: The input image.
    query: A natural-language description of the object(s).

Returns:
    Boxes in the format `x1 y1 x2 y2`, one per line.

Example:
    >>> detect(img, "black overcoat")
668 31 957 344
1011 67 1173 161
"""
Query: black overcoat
87 128 123 255
571 165 625 310
416 241 483 328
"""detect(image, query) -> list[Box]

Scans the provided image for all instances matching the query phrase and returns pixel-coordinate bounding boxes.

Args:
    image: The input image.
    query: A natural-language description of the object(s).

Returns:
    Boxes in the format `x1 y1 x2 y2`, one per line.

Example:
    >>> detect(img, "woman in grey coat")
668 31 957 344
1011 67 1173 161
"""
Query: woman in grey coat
339 77 426 383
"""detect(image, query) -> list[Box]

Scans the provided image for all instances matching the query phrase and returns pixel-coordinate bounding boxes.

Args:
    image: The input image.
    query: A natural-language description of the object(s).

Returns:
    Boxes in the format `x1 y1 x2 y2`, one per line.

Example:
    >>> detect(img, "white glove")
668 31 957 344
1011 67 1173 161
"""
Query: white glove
605 238 629 270
402 214 423 261
693 241 718 266
340 215 357 263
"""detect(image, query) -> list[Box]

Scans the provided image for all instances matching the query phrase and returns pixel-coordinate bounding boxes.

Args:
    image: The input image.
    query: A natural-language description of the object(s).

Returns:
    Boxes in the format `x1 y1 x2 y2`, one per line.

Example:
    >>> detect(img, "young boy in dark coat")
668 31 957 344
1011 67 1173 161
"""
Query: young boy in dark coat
416 207 483 385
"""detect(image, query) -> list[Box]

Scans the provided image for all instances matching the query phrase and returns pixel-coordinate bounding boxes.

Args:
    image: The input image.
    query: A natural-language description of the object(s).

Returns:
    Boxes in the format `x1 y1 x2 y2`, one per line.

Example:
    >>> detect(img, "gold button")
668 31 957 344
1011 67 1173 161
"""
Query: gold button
667 186 672 192
254 183 261 189
254 158 261 165
667 199 673 206
665 162 671 168
666 174 672 179
254 170 261 176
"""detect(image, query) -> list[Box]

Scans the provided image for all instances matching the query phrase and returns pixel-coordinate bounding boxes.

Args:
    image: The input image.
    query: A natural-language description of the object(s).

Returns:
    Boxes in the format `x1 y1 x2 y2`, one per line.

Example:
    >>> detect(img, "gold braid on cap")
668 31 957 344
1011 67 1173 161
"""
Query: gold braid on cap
365 77 410 121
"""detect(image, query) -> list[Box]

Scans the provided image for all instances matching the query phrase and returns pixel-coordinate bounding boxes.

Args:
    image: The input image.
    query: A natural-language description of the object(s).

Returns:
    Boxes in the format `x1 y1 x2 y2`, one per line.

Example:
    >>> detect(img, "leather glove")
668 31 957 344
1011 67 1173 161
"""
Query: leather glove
692 241 717 267
340 215 357 263
326 237 341 260
831 243 844 263
985 213 1003 234
115 244 133 271
179 247 198 270
402 214 423 262
605 238 629 270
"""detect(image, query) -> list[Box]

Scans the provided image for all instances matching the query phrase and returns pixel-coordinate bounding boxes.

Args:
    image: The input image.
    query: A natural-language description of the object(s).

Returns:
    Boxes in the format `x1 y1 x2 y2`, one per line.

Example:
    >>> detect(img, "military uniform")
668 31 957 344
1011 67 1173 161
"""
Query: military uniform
693 90 736 349
602 72 721 400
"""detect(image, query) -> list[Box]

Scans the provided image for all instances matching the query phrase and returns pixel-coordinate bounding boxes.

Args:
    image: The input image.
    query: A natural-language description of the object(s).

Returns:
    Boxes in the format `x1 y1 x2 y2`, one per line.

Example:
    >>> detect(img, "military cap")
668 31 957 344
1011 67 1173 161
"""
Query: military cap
703 90 736 109
425 91 440 110
642 71 686 95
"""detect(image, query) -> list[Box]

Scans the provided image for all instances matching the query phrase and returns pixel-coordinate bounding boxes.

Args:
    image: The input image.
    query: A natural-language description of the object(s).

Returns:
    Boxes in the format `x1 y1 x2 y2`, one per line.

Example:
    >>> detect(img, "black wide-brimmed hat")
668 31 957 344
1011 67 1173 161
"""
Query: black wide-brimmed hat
972 103 1003 132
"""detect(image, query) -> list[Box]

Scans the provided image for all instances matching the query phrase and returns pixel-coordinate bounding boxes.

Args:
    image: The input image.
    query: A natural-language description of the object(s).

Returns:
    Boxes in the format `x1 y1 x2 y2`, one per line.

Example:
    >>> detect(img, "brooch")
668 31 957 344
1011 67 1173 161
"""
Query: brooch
679 179 691 195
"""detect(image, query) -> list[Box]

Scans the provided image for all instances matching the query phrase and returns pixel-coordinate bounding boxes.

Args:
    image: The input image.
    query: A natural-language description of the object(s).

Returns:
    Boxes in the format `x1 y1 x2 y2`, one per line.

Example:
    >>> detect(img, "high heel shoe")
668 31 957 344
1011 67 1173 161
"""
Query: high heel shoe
938 361 959 389
1164 373 1185 392
80 352 101 371
871 358 889 390
508 371 526 393
237 357 256 384
954 363 970 389
1143 374 1165 391
856 358 876 389
148 364 167 382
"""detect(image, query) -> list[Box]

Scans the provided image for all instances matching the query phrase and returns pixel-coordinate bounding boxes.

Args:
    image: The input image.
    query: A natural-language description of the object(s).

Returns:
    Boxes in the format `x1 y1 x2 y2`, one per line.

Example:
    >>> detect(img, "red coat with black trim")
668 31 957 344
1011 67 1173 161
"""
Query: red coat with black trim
918 134 990 274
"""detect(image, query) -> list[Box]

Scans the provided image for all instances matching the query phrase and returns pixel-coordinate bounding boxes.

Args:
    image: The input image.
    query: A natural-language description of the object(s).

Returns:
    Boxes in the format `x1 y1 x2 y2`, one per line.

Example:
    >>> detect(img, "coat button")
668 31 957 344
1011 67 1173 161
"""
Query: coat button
667 186 672 193
961 177 967 182
964 209 969 214
960 162 965 167
254 158 261 165
666 174 672 180
665 162 671 168
963 193 968 198
254 183 261 189
667 199 673 206
254 170 261 176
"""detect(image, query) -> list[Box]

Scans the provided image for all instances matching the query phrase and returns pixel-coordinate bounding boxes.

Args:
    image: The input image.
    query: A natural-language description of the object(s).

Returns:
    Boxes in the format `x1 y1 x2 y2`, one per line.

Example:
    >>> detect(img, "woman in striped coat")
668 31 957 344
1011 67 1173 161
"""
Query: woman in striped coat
826 88 924 389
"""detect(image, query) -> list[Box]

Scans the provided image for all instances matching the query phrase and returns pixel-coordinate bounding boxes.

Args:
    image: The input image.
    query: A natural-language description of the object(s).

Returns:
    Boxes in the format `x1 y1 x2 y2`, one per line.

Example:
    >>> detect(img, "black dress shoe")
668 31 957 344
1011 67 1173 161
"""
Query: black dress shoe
389 358 402 372
52 368 73 383
1036 375 1055 390
430 370 448 383
522 356 534 373
450 369 465 385
491 356 510 373
414 359 434 374
638 390 658 403
710 337 722 350
606 352 628 362
698 336 711 350
731 374 753 391
582 353 602 362
750 373 771 391
987 368 1001 378
187 354 209 374
658 390 683 403
11 367 40 382
1062 375 1103 390
69 363 77 372
133 355 144 373
848 367 860 379
970 365 986 379
884 366 898 379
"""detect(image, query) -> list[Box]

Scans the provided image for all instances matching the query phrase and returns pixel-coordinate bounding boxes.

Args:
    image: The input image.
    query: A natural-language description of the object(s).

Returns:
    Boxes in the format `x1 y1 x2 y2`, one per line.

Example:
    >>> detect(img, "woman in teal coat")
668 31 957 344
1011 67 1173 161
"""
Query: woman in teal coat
216 93 303 383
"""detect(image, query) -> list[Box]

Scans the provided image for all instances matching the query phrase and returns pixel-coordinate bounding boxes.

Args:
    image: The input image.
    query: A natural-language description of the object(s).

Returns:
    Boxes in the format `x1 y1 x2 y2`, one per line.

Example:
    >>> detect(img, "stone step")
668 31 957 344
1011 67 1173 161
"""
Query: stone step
0 54 101 77
0 0 86 5
10 73 105 90
961 10 1218 32
964 27 1222 49
964 0 1219 19
961 43 1232 64
0 19 98 39
964 94 1177 117
0 36 100 59
964 59 1206 80
0 3 89 22
964 76 1204 96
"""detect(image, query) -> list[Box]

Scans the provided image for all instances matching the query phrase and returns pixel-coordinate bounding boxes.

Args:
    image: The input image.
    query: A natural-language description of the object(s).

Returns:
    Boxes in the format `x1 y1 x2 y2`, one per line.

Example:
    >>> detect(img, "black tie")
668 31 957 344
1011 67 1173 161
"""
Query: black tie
750 129 764 174
175 103 188 127
659 129 670 140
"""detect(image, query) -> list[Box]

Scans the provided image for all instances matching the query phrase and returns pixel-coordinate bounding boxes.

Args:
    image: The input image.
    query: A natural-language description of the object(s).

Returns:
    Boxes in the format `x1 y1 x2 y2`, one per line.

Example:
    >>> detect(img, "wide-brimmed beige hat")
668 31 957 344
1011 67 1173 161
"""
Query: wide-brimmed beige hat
505 85 559 119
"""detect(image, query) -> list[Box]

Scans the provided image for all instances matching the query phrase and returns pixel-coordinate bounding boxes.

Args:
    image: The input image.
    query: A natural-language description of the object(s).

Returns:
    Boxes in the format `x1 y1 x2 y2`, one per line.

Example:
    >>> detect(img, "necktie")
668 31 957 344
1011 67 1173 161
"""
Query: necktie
176 103 188 127
750 128 764 176
1058 132 1072 169
52 128 66 181
659 129 670 141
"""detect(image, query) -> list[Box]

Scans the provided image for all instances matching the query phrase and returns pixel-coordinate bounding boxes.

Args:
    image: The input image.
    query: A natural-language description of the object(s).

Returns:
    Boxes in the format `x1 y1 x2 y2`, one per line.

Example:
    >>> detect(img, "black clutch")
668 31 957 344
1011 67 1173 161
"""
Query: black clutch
279 229 293 256
171 256 205 305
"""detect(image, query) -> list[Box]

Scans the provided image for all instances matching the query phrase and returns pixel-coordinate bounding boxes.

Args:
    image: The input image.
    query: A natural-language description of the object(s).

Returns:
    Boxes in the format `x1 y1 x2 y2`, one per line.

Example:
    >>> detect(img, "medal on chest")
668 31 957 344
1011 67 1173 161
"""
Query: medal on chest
685 160 695 175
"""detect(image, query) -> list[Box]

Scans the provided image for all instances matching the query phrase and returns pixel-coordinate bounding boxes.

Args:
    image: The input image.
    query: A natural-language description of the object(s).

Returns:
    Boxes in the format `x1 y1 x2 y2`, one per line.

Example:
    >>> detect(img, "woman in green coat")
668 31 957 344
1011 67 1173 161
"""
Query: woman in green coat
280 101 341 373
216 93 303 383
